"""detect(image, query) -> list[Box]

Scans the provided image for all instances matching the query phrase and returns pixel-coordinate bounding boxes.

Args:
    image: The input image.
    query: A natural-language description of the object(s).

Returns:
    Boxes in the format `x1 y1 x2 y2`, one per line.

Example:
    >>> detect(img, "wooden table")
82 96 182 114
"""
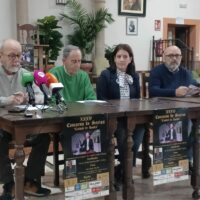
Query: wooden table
0 102 123 200
1 98 200 200
110 98 200 199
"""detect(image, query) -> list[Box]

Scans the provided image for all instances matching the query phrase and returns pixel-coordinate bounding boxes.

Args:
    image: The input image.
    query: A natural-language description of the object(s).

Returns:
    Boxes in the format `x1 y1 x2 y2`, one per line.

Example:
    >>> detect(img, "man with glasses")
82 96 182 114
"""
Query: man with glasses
149 45 200 175
0 39 51 200
149 45 200 97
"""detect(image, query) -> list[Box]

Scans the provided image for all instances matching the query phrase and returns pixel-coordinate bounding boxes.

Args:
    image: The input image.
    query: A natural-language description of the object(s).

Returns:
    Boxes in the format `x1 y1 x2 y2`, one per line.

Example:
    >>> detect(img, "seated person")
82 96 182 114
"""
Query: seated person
49 44 96 164
96 44 150 188
0 39 51 200
149 45 200 171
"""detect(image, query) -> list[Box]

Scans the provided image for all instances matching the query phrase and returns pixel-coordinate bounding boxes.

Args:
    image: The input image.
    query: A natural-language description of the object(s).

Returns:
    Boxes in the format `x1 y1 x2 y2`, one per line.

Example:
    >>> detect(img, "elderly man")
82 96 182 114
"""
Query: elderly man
0 39 51 200
50 44 96 158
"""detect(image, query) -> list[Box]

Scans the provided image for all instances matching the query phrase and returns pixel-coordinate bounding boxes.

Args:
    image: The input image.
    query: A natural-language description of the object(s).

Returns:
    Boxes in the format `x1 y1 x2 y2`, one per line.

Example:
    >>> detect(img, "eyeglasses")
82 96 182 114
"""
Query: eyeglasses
165 54 182 59
3 53 22 60
71 59 81 64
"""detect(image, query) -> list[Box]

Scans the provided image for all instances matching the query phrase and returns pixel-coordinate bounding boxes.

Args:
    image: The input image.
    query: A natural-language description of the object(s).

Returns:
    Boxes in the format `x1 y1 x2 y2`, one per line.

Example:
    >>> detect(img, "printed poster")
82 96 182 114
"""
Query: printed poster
152 108 189 185
63 114 109 200
21 44 34 71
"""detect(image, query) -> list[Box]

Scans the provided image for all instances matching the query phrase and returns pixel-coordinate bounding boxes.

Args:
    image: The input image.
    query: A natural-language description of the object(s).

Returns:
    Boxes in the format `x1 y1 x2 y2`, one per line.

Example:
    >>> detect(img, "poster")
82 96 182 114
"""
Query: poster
21 44 34 71
63 114 109 200
152 108 189 185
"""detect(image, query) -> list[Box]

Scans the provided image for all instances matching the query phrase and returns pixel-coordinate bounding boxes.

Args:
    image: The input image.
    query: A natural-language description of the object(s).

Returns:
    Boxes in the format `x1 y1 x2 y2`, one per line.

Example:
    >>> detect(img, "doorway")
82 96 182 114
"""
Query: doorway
167 24 191 48
163 17 199 60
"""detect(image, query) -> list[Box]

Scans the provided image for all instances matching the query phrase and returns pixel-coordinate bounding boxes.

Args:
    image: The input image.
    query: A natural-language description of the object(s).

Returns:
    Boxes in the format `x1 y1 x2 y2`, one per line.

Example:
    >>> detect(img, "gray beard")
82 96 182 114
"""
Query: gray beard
165 64 179 73
3 65 21 74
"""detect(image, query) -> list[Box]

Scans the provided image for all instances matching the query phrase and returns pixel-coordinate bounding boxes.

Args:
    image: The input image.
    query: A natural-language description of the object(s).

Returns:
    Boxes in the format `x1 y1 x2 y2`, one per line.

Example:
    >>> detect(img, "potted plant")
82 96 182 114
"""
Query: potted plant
105 45 116 66
36 15 63 63
60 0 114 72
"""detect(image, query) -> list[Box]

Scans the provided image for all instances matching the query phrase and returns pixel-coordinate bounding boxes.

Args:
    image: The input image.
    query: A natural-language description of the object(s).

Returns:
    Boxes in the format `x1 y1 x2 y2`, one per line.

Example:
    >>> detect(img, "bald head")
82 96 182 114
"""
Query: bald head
163 45 181 57
163 45 182 72
0 39 22 74
0 39 22 53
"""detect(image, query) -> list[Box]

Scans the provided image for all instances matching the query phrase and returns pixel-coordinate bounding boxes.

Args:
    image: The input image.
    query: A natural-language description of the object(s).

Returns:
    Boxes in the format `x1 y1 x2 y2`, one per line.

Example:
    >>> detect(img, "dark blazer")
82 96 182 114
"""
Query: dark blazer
80 138 94 152
96 67 140 100
165 129 177 141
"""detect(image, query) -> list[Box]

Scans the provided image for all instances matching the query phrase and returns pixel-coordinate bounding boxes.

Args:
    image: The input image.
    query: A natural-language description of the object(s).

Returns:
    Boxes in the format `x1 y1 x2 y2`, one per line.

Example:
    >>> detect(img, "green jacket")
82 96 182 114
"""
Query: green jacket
50 66 96 102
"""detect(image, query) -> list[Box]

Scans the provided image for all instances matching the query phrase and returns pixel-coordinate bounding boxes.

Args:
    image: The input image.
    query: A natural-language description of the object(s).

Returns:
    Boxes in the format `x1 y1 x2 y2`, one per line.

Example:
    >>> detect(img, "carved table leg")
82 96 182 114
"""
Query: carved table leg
105 117 117 200
14 144 25 200
123 117 135 200
142 125 151 178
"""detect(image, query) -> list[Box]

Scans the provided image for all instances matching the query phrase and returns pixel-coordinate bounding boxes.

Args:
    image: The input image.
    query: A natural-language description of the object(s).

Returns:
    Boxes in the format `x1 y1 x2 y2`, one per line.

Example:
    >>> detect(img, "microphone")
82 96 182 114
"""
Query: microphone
21 72 35 106
46 72 66 105
33 70 51 104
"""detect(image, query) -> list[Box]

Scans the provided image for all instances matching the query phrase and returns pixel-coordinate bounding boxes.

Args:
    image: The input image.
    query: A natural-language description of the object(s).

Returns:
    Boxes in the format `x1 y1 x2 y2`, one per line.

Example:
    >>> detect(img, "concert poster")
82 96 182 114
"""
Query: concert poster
21 44 34 71
63 114 109 199
152 108 189 185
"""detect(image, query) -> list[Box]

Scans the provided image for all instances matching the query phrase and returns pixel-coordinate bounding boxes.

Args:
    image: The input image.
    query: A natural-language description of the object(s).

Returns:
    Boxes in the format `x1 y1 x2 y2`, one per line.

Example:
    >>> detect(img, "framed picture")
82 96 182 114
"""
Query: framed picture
56 0 66 5
118 0 146 17
154 20 161 31
126 17 138 35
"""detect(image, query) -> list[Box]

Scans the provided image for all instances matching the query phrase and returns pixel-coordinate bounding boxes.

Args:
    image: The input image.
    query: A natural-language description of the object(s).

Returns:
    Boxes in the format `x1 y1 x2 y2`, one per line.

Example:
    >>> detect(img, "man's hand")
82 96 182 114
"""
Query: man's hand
175 86 189 97
9 91 26 105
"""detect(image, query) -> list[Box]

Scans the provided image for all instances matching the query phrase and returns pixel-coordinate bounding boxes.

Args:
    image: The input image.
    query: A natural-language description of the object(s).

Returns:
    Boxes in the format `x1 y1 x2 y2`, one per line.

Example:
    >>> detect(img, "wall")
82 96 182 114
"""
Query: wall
0 0 200 71
105 0 200 70
0 0 16 39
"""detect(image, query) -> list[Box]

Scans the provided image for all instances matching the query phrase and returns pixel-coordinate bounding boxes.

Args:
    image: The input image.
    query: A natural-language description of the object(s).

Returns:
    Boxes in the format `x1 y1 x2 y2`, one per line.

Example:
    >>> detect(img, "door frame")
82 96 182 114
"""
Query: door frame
163 17 200 61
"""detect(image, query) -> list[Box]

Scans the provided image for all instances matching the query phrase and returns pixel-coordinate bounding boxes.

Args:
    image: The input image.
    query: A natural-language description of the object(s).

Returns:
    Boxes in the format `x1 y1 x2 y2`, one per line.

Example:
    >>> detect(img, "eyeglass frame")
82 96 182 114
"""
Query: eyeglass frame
165 54 182 59
1 53 22 60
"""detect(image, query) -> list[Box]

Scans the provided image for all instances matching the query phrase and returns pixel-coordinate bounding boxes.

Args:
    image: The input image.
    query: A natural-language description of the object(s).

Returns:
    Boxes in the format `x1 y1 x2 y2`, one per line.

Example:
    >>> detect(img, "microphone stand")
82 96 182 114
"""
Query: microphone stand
54 93 67 113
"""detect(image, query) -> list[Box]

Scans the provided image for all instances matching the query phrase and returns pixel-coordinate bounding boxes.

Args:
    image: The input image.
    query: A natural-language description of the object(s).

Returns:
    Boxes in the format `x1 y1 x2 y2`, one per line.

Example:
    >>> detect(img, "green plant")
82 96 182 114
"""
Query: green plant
105 45 116 65
36 15 63 61
60 0 114 60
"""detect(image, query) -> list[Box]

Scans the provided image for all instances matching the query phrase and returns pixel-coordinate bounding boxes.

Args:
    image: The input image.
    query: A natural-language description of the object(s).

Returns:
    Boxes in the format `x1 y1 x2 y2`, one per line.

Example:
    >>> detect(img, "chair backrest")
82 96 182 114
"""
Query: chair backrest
138 71 150 99
17 23 39 45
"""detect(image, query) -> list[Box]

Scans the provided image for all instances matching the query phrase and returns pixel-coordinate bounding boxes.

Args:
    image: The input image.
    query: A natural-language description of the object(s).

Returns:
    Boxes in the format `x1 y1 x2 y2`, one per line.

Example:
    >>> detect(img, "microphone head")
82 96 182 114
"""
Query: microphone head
21 72 34 87
49 82 64 94
33 70 47 86
46 72 59 87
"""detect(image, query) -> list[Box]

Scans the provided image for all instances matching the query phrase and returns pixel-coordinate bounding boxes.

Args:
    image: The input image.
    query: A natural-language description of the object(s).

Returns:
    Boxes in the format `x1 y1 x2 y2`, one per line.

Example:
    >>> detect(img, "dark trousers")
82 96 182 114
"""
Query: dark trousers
0 129 50 184
114 117 146 181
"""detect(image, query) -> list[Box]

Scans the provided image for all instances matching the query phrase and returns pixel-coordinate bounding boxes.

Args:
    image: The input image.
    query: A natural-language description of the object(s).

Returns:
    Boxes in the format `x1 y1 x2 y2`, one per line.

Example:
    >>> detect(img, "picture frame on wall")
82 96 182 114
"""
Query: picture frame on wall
118 0 146 17
56 0 66 5
126 17 138 35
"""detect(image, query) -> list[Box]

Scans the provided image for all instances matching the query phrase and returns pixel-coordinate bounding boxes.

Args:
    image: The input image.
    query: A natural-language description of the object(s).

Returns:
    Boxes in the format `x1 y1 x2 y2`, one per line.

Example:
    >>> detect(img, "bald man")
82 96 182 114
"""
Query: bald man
148 45 200 175
149 45 200 97
0 39 51 199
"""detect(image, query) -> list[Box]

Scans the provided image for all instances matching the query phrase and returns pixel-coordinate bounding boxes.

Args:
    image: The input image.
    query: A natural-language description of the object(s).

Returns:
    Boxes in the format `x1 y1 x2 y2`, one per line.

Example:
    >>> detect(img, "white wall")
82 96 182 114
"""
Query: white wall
1 0 200 70
105 0 200 70
0 0 16 40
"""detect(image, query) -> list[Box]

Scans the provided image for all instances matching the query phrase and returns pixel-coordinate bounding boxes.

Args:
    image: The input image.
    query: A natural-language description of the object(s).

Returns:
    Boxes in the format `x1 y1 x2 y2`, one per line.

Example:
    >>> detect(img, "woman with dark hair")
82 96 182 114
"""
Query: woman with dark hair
96 44 150 189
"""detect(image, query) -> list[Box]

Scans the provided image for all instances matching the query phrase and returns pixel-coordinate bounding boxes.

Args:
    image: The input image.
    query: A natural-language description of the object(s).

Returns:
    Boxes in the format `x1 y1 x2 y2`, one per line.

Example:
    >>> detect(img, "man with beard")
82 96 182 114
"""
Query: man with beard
0 39 51 200
149 45 200 97
149 45 200 175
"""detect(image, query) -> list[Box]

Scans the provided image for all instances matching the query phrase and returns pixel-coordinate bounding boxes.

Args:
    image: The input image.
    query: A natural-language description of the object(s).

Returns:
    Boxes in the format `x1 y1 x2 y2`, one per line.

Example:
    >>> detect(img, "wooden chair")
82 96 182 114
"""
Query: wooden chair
17 23 49 70
17 23 39 45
